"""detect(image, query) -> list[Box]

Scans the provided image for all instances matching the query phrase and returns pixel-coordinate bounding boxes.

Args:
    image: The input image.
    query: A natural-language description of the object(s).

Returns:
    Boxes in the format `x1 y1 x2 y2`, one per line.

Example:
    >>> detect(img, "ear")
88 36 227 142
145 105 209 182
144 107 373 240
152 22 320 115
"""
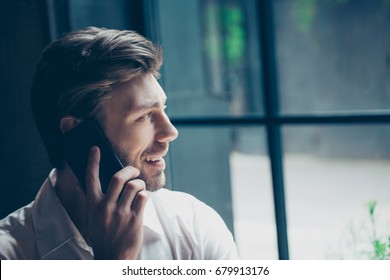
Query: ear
60 116 81 133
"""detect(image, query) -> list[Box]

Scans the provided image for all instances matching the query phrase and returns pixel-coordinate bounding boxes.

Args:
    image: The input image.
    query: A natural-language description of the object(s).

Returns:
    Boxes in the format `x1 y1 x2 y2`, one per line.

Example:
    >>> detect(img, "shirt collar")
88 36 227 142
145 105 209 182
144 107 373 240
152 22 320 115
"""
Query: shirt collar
32 169 92 259
143 190 165 239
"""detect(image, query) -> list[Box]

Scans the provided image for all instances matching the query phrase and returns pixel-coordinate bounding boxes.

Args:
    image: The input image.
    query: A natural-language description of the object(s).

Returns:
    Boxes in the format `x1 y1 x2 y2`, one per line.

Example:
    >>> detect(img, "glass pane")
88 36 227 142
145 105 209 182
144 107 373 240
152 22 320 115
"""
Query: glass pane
156 0 264 117
283 125 390 259
69 0 130 30
166 126 277 259
274 0 390 114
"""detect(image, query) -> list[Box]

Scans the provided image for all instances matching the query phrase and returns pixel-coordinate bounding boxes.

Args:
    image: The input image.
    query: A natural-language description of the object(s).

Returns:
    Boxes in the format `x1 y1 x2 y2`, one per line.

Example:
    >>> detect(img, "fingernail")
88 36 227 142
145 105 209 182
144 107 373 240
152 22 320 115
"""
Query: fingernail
90 146 99 154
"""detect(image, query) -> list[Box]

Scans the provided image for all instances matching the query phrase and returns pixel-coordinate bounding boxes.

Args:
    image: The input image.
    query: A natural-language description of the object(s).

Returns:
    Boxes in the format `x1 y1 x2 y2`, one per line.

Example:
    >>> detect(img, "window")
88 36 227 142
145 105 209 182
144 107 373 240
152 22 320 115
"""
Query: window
153 0 390 259
67 0 390 259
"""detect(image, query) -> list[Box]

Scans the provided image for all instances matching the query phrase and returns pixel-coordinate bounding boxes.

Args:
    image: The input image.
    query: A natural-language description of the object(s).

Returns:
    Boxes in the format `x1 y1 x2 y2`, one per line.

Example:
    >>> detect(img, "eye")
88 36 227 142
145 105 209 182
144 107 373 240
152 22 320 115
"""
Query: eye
136 111 153 122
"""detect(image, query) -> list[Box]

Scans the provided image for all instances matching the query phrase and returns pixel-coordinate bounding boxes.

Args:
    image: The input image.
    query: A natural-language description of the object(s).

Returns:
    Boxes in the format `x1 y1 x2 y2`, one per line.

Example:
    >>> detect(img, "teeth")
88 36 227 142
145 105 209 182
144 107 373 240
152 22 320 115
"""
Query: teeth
146 157 161 162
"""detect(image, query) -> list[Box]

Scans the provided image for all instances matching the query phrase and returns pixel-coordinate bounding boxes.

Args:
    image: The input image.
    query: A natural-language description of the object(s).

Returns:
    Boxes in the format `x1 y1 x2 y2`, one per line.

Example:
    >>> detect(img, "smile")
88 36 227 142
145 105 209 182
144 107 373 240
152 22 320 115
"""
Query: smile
145 157 163 162
144 156 166 170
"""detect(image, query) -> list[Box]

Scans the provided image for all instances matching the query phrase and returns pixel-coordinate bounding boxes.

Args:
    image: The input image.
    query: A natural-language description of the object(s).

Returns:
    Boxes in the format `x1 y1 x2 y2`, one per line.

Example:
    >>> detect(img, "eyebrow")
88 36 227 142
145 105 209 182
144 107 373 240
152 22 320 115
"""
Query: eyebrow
129 96 167 114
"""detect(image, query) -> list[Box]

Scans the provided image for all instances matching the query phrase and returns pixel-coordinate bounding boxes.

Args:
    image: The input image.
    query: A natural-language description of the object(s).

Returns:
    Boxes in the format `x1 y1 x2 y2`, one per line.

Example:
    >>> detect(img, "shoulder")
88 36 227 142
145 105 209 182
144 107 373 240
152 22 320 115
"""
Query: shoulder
0 202 34 235
0 202 37 259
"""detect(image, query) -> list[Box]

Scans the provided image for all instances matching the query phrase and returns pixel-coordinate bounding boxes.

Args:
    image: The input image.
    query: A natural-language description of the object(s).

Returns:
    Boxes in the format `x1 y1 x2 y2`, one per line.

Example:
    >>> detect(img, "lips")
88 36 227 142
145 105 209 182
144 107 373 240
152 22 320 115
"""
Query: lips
144 154 166 171
143 150 167 164
145 156 163 162
142 145 168 166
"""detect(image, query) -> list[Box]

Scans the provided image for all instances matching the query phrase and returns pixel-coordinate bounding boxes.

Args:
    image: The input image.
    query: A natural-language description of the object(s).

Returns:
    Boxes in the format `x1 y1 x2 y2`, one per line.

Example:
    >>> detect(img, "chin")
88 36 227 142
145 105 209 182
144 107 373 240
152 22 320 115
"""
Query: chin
142 172 166 192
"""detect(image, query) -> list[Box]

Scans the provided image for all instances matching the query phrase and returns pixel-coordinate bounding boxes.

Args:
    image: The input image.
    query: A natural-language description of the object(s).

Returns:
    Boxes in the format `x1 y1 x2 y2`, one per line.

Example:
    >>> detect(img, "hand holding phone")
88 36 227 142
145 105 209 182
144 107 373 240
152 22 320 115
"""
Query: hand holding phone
61 119 124 193
61 119 149 259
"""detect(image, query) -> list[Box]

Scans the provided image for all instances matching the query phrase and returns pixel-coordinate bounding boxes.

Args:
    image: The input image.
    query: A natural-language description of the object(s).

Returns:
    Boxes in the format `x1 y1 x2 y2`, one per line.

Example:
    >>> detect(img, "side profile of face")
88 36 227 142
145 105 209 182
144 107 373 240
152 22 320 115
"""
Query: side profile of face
100 73 178 191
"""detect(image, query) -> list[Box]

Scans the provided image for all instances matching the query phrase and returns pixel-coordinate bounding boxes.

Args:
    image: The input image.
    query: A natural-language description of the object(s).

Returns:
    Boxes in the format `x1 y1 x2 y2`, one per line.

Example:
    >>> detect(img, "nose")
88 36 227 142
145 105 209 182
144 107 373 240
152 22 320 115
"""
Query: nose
155 112 179 143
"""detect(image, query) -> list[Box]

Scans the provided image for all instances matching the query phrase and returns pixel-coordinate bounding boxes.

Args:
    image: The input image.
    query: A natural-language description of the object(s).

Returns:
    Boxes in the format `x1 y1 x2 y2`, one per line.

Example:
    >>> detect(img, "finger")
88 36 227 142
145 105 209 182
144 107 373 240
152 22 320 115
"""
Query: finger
117 179 145 209
104 166 140 202
85 146 103 201
131 190 149 215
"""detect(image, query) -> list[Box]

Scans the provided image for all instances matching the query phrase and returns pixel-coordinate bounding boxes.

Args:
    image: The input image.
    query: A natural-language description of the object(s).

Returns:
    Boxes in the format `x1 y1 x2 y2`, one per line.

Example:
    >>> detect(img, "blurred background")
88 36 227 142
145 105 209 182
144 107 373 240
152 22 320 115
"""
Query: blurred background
1 0 390 259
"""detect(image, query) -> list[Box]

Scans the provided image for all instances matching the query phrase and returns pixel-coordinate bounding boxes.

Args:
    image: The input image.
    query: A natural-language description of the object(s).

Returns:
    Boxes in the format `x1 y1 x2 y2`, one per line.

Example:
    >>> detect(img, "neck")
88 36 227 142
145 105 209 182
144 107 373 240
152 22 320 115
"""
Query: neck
54 165 90 244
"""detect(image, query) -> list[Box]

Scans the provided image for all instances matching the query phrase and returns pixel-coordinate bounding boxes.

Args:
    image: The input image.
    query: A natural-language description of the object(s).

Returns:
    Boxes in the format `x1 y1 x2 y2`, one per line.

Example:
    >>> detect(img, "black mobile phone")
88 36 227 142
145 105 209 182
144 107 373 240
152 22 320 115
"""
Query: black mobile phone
61 119 124 193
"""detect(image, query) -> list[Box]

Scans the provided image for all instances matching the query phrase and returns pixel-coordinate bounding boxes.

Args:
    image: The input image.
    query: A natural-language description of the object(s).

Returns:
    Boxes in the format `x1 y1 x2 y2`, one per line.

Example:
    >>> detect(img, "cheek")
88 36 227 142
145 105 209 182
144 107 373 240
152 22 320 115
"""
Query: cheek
122 125 155 154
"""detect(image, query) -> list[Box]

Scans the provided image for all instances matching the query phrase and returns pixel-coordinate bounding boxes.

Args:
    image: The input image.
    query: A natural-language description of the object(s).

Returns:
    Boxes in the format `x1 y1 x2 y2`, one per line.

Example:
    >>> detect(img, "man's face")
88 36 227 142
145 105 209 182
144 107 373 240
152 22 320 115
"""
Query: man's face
100 73 178 191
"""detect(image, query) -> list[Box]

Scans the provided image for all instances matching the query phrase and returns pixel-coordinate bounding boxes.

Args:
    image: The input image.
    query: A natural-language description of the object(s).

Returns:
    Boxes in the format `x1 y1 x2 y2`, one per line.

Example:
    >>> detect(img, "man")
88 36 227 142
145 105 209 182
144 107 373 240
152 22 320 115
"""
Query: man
0 27 238 260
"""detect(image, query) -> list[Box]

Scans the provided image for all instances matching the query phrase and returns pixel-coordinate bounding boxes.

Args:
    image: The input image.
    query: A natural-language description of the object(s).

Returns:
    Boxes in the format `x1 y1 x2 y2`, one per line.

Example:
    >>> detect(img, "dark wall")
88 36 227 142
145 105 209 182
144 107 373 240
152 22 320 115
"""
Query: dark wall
0 0 52 218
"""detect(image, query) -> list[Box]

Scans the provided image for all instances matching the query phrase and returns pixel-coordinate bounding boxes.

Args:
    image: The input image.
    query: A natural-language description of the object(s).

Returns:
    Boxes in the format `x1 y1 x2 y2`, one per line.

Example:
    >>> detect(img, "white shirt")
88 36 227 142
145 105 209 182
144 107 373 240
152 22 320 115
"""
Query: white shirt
0 170 239 260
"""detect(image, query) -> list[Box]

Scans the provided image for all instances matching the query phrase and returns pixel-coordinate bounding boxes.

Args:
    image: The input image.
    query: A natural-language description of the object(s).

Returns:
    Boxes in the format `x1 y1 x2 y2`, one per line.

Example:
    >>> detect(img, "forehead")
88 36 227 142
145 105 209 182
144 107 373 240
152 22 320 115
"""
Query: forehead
107 74 166 113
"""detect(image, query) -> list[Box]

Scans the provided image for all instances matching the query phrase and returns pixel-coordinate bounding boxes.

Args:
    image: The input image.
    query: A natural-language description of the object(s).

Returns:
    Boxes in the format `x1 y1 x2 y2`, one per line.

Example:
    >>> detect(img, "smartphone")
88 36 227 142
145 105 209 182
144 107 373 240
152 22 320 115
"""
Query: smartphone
61 119 124 193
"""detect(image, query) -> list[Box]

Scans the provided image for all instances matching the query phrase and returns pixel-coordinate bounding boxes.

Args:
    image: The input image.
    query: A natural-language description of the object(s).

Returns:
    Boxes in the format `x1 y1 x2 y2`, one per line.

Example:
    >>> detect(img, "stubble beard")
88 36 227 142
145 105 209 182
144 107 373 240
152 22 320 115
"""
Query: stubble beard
138 169 166 192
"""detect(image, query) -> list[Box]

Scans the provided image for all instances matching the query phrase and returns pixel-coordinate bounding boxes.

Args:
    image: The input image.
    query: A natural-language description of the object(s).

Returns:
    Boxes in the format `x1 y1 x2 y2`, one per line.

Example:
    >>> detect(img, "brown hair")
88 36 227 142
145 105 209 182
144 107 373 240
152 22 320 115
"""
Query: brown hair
30 27 162 167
